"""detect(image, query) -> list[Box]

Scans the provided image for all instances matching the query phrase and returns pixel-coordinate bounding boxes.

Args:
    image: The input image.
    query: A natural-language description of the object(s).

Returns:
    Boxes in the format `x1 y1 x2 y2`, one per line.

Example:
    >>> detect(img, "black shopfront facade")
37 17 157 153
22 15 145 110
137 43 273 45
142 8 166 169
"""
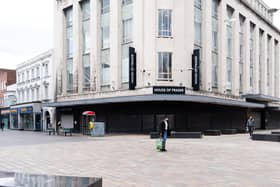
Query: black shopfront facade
48 93 274 134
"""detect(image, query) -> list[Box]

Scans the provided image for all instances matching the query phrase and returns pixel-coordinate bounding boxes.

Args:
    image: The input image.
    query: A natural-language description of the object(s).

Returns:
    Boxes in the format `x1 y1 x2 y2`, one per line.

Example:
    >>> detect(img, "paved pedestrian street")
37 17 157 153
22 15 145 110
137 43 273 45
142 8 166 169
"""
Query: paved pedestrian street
0 130 280 187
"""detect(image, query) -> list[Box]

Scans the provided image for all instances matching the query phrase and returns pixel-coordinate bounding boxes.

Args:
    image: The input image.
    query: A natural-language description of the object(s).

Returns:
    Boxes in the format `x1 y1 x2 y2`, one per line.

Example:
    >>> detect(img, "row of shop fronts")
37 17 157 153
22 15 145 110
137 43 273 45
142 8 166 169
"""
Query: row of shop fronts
0 102 54 131
1 94 280 134
48 94 280 134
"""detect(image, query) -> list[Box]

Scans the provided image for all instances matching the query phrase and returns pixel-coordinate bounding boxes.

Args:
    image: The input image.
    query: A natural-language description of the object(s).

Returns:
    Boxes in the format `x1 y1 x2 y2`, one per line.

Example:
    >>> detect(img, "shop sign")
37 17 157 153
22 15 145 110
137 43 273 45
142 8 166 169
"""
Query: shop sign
10 109 18 114
192 49 200 91
1 110 10 115
20 106 33 114
153 86 185 95
129 47 137 90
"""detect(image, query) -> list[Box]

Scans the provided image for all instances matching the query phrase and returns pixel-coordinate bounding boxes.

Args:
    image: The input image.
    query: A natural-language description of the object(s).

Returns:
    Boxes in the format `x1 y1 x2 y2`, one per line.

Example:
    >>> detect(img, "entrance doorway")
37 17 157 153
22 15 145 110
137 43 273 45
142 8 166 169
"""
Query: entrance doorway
35 113 42 131
45 111 51 129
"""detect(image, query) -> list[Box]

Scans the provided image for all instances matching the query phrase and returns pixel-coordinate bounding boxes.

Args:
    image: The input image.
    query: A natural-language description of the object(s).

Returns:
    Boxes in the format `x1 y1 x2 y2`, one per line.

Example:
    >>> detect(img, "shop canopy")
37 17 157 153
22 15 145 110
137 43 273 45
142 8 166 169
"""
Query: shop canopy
45 94 265 109
82 111 96 116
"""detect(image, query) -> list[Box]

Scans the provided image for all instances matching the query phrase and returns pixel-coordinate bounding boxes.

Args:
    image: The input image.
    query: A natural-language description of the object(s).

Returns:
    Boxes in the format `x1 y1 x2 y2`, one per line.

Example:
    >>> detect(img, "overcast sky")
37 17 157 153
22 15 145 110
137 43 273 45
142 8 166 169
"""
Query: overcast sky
0 0 280 70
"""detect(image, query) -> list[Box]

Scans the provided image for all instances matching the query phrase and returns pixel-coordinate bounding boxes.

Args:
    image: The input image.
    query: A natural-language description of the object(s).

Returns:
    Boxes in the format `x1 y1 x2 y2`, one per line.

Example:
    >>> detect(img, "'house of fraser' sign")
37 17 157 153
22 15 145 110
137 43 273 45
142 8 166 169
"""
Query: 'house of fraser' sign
153 86 185 95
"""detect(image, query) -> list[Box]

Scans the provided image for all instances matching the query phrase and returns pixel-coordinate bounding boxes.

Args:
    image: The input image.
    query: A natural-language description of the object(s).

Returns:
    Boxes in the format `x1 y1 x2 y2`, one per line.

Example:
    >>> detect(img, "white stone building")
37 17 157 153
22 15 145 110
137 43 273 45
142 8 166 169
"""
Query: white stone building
50 0 280 133
11 50 55 131
3 84 17 107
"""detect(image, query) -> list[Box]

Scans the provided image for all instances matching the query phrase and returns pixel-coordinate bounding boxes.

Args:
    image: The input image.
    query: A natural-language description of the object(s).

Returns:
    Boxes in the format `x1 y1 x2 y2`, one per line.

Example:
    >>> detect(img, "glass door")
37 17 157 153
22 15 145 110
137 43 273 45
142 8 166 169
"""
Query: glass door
35 113 42 131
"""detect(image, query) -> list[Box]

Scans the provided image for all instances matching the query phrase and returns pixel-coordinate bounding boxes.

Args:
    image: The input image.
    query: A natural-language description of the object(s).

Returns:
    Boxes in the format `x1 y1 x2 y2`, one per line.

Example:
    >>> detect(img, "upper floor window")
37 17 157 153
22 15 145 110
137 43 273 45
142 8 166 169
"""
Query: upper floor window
31 69 34 79
211 0 219 88
122 0 133 43
158 52 172 81
194 0 202 9
27 71 30 81
101 0 110 49
65 7 74 91
36 67 40 78
101 0 110 14
267 35 272 87
194 0 202 46
81 0 91 54
158 9 172 37
226 6 234 90
45 64 49 76
249 23 255 89
65 7 73 58
122 0 132 6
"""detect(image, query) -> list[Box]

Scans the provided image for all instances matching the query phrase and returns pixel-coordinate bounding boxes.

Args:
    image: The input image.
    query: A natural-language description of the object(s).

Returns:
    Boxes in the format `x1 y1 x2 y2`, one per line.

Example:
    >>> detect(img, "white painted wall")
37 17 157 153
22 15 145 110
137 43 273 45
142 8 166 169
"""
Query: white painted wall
16 50 54 104
54 0 280 103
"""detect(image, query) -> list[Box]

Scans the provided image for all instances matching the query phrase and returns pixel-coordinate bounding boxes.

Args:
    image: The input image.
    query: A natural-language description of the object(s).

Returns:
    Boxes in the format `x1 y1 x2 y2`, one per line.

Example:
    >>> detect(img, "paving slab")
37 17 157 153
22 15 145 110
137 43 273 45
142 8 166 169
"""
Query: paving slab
0 130 280 186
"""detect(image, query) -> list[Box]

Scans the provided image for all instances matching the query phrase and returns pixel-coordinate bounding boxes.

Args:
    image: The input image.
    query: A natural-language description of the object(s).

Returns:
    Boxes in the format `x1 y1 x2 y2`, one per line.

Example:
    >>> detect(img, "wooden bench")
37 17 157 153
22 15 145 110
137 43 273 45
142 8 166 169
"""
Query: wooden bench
271 131 280 135
252 134 280 142
237 128 247 134
150 131 202 139
150 132 160 139
63 128 72 136
221 129 238 135
47 128 55 135
170 132 202 139
204 130 221 136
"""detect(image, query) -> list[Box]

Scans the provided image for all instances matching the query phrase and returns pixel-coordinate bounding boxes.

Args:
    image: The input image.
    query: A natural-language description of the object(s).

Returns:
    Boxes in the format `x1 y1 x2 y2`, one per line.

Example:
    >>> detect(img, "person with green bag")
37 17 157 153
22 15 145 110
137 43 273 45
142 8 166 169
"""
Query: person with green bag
159 117 169 152
156 139 162 151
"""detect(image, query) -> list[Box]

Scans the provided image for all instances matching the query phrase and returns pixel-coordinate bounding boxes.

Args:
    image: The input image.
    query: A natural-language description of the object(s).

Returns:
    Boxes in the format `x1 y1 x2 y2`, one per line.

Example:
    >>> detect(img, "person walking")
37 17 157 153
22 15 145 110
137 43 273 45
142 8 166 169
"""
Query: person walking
0 122 4 131
89 121 94 136
246 116 255 137
159 117 169 152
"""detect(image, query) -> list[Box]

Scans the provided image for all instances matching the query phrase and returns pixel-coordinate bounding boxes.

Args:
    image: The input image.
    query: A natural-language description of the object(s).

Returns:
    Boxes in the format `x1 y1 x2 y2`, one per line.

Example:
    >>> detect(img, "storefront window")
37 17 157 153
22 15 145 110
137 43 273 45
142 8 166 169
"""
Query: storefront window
2 115 9 129
11 114 18 129
22 113 33 130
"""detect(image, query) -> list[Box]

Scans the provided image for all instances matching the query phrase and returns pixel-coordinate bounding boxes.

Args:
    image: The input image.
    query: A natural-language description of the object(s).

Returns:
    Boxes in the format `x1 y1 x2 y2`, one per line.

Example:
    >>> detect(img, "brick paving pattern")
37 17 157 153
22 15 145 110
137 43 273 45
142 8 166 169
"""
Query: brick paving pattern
0 130 280 186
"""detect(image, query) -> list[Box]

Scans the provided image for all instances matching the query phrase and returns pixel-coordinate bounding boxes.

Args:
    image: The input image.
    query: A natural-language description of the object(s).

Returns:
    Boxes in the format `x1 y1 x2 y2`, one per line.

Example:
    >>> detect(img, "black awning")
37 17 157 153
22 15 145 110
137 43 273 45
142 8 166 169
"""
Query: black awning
242 94 280 102
44 94 265 109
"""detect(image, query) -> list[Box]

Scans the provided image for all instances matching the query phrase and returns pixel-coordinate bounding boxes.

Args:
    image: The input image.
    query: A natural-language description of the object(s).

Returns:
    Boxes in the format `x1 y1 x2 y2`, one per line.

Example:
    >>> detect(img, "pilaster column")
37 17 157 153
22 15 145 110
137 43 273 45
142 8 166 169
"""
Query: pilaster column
203 0 212 92
244 19 250 94
262 32 268 95
270 38 275 96
254 26 259 94
110 0 121 90
133 0 144 88
55 3 66 96
218 0 227 94
275 42 280 97
143 0 156 87
94 0 101 92
91 0 99 92
73 1 81 93
232 11 240 96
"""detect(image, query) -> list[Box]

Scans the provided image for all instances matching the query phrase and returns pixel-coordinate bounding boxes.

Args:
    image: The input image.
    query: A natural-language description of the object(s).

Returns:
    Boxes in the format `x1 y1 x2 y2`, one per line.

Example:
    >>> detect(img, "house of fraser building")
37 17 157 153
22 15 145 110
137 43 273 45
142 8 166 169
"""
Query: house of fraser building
50 0 280 133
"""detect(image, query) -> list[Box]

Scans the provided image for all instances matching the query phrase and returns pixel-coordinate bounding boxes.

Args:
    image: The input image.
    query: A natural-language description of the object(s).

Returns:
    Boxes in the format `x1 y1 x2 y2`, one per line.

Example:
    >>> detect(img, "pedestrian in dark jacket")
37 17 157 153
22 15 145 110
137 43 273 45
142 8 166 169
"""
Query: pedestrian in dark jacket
0 122 4 131
159 117 169 152
246 116 255 137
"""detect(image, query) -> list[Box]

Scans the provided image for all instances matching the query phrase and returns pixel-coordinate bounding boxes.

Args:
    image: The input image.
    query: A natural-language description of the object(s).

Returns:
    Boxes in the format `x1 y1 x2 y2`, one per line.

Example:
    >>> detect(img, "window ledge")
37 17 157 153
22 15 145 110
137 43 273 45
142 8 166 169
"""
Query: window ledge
157 79 173 82
157 36 173 39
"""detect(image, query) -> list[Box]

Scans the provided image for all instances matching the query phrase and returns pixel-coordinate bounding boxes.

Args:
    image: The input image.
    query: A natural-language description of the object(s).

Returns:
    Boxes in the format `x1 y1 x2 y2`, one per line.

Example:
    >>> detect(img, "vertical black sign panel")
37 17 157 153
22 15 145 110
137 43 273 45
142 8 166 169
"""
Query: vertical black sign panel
192 49 200 91
129 47 137 90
